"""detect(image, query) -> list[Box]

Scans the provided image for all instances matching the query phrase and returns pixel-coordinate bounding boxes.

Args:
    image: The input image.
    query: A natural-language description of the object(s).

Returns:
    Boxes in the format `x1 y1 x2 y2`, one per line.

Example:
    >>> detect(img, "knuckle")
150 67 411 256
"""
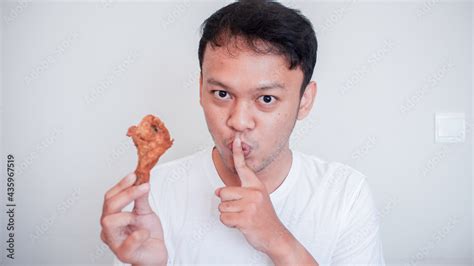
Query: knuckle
100 216 107 228
218 187 227 196
103 201 114 214
104 192 111 201
219 213 227 223
104 187 116 201
100 230 107 243
100 215 112 228
223 202 230 209
251 190 263 202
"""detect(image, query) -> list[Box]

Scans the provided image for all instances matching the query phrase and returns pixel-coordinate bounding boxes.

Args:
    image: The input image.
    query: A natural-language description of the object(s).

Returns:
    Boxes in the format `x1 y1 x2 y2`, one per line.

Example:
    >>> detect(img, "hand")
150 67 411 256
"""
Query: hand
215 134 290 256
100 173 167 266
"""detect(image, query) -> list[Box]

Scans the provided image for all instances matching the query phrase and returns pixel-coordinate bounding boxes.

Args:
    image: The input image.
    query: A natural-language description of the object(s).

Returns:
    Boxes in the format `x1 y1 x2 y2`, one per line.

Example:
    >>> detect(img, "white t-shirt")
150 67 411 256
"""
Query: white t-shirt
114 146 385 265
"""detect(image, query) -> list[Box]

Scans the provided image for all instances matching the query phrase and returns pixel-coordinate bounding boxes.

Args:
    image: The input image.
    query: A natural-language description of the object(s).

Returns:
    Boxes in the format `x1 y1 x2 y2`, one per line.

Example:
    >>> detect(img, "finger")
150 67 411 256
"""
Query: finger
216 186 249 201
105 173 137 201
214 187 222 197
100 212 136 248
133 190 153 215
103 183 149 216
218 199 244 213
101 212 135 232
101 230 120 251
232 135 262 188
219 212 242 228
100 230 106 243
116 229 151 262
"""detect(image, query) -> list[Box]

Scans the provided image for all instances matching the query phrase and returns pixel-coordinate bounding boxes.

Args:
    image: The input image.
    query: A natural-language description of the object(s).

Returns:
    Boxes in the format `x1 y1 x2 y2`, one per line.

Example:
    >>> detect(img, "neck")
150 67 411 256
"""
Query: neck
211 145 293 194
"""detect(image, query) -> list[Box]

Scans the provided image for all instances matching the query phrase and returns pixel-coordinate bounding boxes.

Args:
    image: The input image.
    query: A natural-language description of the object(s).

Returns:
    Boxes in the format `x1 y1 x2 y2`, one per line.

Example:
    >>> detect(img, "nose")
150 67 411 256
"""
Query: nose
226 100 255 132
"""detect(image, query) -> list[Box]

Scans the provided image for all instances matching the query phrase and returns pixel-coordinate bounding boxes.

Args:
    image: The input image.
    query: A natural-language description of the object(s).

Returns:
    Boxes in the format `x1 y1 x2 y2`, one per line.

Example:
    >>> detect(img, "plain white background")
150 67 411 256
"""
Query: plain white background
0 0 472 265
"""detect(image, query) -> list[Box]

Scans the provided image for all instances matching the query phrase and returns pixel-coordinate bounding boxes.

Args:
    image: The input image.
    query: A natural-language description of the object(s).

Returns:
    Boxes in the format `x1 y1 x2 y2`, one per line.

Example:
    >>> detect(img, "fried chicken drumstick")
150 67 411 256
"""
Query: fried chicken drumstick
127 114 174 186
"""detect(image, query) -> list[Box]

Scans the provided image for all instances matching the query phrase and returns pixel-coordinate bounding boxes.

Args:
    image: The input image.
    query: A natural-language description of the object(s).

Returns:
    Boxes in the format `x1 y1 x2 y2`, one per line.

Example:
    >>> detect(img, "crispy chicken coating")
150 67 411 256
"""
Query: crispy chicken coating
127 114 174 186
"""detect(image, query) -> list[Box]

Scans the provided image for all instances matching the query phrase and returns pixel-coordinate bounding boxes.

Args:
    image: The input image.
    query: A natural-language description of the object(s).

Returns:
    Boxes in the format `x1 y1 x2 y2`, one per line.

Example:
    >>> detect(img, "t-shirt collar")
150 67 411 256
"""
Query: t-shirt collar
203 145 301 202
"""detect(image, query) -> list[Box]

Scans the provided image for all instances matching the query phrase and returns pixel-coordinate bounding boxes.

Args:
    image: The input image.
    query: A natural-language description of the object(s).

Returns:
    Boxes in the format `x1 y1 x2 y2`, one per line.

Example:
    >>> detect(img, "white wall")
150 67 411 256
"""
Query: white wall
1 1 472 265
471 1 473 263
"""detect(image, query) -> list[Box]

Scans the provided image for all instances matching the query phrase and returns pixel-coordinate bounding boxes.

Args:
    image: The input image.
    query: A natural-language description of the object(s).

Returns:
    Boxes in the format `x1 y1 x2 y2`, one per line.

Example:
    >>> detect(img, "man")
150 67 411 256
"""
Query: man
101 1 386 265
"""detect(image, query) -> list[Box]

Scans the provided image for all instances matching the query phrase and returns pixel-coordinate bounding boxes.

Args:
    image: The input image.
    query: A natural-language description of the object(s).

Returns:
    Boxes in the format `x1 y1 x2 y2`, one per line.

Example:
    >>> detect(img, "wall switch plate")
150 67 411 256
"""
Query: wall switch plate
435 112 465 143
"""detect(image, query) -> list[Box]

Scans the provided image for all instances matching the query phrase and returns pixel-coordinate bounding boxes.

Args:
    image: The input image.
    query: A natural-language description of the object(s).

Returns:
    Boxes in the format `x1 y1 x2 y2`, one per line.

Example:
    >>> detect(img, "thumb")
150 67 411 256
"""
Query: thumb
232 135 262 188
118 229 150 259
133 183 153 215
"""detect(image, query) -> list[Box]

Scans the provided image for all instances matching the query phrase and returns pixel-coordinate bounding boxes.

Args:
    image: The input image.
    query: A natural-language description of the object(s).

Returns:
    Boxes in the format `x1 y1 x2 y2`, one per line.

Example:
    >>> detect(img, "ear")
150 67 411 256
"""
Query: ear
297 81 317 120
199 72 203 107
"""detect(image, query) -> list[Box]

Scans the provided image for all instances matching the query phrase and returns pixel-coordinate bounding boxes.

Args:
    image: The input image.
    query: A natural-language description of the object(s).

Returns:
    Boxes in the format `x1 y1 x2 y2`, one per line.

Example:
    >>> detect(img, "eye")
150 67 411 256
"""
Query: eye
258 95 276 105
212 90 231 100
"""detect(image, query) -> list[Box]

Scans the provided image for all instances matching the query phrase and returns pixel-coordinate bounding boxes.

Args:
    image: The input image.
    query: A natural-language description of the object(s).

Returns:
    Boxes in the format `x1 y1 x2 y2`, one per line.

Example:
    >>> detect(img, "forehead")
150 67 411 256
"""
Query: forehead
201 38 303 90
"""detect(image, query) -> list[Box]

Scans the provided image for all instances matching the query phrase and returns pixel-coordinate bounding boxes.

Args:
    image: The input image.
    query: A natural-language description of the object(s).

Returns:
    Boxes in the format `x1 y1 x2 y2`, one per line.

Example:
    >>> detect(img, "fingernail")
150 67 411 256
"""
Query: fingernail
235 137 241 147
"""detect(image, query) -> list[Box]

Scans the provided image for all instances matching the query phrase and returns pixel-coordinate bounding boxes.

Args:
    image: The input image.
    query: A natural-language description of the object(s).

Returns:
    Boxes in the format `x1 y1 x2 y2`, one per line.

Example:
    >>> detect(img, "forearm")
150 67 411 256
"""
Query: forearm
132 262 166 266
130 252 167 266
267 228 319 266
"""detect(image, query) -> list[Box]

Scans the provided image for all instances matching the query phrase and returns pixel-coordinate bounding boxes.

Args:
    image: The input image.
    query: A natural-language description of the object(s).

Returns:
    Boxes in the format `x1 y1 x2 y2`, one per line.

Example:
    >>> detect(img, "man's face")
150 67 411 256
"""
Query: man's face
199 39 305 175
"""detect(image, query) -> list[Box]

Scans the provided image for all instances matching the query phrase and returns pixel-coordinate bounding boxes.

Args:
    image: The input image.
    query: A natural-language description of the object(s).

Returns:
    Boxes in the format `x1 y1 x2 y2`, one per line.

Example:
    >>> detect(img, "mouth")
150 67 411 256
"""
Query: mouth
227 140 252 158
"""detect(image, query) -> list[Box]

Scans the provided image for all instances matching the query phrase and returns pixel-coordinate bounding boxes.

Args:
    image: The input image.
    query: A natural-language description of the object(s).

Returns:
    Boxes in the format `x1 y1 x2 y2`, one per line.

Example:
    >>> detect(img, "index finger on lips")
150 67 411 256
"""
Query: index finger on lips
232 136 256 187
232 135 246 173
104 173 137 201
102 182 149 217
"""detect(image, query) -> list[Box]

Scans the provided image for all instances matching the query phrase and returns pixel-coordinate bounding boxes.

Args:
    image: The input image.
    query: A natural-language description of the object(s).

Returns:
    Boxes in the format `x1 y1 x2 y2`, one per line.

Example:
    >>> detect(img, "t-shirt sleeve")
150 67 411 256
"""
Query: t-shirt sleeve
330 178 386 265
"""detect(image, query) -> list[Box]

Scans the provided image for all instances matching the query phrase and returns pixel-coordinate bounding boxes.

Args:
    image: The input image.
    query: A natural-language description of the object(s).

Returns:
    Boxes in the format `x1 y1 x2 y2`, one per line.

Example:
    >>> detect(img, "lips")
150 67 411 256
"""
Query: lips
228 140 252 157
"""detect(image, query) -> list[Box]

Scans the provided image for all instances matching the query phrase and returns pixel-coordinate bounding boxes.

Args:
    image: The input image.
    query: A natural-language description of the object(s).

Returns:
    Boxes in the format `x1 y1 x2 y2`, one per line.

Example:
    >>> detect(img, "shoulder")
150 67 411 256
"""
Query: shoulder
295 151 379 226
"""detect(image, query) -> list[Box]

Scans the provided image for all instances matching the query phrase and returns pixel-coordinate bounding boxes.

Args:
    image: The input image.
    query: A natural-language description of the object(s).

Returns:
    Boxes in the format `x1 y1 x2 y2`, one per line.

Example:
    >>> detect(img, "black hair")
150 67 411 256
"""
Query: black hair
198 0 318 98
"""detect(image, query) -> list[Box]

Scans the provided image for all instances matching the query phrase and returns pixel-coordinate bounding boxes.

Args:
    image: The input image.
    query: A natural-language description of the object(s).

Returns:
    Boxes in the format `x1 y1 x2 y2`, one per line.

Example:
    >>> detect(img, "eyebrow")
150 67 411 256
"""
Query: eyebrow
206 78 286 91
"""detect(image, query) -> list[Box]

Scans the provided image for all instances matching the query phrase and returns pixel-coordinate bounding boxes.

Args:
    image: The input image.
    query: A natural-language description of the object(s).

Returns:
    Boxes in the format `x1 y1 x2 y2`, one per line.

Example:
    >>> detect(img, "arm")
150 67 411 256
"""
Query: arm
267 228 319 266
217 136 318 265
